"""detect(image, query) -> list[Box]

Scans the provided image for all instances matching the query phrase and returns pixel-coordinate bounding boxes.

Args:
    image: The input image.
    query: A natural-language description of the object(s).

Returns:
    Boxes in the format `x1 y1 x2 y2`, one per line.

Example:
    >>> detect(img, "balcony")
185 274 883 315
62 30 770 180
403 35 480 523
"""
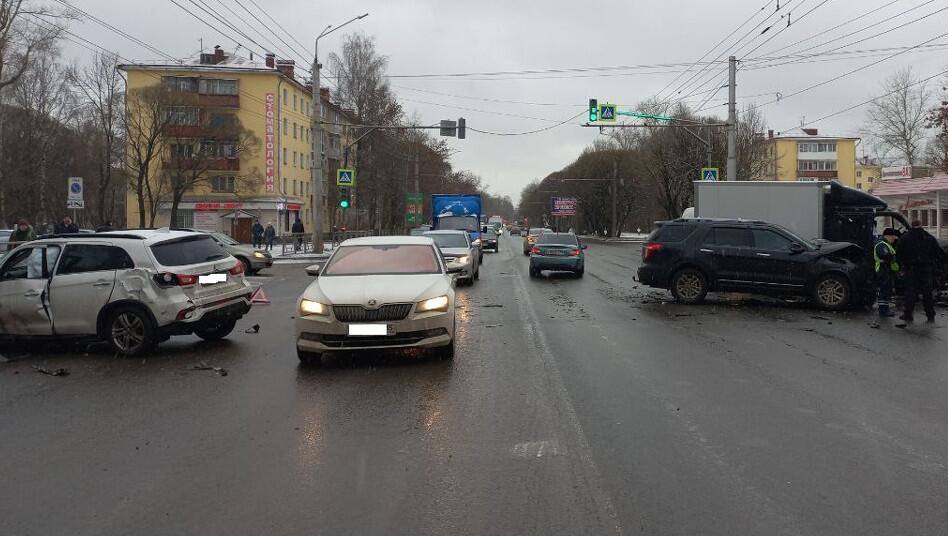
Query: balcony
198 94 240 108
162 158 240 172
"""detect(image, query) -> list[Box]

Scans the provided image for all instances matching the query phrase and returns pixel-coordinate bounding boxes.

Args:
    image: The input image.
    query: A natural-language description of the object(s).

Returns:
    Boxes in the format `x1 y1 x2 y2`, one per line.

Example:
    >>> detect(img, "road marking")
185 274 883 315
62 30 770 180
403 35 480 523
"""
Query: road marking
511 440 567 458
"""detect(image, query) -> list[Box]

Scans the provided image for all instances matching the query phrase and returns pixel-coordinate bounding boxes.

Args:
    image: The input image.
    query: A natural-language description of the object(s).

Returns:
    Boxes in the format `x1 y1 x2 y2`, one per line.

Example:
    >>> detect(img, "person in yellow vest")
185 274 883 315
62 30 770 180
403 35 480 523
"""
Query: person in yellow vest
874 227 900 317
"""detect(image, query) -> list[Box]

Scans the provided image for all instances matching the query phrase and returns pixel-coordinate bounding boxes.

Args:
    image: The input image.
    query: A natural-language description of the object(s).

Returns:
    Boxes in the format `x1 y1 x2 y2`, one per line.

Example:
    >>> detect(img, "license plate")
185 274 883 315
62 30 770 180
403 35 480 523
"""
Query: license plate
199 273 227 284
348 324 389 336
547 250 565 256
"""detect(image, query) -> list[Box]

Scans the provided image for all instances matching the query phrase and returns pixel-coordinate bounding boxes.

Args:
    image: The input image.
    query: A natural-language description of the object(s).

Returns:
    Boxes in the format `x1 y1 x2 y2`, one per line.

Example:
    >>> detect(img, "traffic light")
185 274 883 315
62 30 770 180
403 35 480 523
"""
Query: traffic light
589 99 598 122
339 187 351 209
457 117 466 139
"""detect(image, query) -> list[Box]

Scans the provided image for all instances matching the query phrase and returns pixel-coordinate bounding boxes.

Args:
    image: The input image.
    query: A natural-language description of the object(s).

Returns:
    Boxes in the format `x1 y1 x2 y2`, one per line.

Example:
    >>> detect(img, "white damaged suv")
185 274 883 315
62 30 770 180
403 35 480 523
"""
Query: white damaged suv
0 229 253 355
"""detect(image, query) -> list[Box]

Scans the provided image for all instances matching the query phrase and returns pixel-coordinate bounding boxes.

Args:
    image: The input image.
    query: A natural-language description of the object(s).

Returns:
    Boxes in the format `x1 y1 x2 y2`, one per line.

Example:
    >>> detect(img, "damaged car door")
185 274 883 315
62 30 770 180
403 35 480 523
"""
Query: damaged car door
48 244 128 335
0 245 60 335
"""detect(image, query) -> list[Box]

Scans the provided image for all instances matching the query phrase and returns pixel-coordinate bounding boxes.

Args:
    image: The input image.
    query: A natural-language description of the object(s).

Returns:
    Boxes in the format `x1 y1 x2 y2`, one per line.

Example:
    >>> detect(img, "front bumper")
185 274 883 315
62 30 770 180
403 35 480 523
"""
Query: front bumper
530 255 582 271
446 259 475 280
250 254 273 269
296 308 454 353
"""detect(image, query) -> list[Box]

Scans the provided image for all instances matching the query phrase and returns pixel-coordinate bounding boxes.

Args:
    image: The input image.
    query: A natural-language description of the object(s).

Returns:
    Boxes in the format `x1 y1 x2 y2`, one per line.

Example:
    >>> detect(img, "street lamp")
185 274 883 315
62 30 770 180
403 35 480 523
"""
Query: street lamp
310 12 369 253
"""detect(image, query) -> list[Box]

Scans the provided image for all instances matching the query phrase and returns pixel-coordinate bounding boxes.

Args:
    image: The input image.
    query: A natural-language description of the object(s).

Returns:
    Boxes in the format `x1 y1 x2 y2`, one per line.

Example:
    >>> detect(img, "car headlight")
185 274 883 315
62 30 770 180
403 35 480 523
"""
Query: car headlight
253 251 266 258
416 295 449 313
472 239 481 246
457 255 470 264
299 299 329 316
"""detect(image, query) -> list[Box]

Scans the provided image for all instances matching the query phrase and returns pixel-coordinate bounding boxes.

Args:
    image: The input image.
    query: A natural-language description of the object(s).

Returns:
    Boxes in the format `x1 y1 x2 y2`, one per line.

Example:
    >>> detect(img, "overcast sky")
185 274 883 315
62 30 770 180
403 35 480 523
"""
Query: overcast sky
71 0 948 200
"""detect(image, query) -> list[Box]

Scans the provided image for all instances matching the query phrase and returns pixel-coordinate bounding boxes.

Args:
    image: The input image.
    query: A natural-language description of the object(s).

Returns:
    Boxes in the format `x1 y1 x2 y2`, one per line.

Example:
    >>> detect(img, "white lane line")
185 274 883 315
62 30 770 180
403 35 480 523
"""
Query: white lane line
510 266 623 535
510 440 567 458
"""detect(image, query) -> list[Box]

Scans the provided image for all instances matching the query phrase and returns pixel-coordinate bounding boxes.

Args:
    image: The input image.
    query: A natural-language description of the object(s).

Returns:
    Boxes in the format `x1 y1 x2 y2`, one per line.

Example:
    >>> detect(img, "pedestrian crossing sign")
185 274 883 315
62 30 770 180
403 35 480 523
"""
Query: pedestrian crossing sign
599 103 617 122
336 168 356 186
701 167 719 181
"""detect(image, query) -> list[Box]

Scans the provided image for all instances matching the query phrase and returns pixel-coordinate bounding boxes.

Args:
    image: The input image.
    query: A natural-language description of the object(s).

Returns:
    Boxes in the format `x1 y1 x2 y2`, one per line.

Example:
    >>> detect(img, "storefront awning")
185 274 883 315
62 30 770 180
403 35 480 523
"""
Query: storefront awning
872 175 948 196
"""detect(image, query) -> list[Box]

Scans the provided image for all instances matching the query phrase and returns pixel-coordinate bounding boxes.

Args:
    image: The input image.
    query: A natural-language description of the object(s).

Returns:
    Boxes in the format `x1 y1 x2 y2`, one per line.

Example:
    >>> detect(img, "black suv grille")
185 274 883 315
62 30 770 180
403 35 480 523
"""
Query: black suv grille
332 304 413 322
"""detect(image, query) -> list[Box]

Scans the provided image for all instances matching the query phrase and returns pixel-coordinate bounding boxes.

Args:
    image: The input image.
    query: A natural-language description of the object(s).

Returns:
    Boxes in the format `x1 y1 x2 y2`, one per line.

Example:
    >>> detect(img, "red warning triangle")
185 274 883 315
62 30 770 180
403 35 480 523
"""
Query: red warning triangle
250 286 270 305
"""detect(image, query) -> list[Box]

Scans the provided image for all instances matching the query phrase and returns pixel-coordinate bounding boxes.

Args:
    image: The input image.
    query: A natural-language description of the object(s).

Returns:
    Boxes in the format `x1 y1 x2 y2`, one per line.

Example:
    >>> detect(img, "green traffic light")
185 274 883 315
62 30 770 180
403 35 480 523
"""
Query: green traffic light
339 199 350 209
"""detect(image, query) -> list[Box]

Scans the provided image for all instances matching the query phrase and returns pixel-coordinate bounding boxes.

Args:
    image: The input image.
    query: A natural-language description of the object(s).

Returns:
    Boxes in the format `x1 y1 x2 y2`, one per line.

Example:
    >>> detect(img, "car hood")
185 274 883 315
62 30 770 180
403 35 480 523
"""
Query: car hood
303 274 450 307
227 244 256 255
439 247 471 257
816 241 862 255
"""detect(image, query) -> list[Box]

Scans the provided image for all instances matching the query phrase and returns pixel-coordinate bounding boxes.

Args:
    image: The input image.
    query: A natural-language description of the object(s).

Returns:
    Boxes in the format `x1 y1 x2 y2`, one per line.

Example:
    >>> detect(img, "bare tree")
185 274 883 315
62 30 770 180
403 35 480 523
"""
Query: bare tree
69 51 123 225
124 84 176 227
0 0 61 91
863 67 930 166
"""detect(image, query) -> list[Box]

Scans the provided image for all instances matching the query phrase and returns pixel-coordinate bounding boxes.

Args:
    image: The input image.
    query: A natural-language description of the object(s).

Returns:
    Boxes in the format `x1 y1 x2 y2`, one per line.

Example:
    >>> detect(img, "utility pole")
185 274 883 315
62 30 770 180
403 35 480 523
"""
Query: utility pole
726 55 737 181
310 40 324 252
611 160 618 238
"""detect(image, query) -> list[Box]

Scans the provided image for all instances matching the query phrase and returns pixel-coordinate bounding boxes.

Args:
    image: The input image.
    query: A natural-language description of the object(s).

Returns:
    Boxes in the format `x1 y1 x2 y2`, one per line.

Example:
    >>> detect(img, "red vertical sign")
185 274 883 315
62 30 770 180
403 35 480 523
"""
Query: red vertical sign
265 93 275 192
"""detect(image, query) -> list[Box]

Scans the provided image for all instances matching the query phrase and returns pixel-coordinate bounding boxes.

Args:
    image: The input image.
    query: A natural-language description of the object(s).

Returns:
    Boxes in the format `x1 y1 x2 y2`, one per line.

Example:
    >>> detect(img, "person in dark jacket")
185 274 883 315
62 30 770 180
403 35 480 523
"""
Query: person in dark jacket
291 217 304 251
53 216 79 234
10 219 36 244
874 227 900 317
263 222 276 251
251 219 264 248
897 220 946 322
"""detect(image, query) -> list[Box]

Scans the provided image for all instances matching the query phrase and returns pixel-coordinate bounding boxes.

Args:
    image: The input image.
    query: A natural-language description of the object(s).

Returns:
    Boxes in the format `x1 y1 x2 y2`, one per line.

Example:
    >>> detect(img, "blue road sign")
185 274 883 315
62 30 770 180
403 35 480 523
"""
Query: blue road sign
599 103 617 122
336 168 356 186
701 167 719 181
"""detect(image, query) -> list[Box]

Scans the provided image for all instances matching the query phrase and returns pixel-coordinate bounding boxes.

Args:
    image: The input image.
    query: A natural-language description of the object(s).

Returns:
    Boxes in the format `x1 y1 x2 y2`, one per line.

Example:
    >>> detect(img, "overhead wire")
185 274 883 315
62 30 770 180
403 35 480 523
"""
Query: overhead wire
468 111 586 136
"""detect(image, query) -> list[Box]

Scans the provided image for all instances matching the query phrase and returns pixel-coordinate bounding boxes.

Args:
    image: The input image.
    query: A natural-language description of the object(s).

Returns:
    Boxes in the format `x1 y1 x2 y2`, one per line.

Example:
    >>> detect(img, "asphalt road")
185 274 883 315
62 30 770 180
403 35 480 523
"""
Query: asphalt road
2 233 947 535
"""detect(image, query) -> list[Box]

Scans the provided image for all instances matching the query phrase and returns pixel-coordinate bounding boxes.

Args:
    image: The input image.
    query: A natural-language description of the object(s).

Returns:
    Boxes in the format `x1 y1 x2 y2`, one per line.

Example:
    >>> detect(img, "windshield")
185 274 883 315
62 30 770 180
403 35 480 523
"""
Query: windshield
425 233 468 249
437 216 478 231
322 244 442 275
150 235 227 266
538 233 578 246
529 228 551 236
212 232 240 246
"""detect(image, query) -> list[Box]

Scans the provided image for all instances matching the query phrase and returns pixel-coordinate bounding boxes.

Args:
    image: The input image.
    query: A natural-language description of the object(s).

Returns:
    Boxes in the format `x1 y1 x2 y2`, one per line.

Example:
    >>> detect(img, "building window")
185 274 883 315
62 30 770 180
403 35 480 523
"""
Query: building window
208 113 236 128
305 128 309 143
174 209 194 228
283 148 287 165
169 143 194 160
165 106 200 126
283 117 288 136
856 183 863 190
293 151 297 167
283 88 288 106
211 175 235 192
921 210 930 226
293 180 297 195
856 170 862 178
283 178 287 193
293 93 297 110
161 76 198 92
798 160 837 171
198 78 238 95
201 140 238 158
293 122 298 139
868 176 874 183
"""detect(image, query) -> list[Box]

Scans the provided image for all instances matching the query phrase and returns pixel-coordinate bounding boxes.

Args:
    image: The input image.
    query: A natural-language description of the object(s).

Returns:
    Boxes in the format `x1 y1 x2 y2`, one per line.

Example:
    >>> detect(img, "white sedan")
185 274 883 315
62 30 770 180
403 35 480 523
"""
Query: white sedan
295 236 460 365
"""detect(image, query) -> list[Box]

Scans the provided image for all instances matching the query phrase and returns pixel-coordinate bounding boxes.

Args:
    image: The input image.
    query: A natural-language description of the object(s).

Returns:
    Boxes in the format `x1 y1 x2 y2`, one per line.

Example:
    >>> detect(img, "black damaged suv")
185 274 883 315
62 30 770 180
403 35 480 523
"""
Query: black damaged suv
636 219 868 310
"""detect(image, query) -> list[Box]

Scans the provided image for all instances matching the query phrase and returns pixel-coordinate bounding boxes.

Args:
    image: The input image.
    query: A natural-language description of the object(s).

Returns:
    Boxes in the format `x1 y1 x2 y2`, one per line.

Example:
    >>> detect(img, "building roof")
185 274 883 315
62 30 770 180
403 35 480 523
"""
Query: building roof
771 127 859 141
872 175 948 196
119 49 312 91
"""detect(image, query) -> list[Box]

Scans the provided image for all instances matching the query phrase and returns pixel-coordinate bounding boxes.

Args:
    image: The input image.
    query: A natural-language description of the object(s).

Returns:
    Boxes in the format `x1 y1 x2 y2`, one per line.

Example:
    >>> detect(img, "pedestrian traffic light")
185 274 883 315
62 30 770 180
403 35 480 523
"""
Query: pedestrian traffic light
457 117 466 139
589 99 598 122
339 187 351 209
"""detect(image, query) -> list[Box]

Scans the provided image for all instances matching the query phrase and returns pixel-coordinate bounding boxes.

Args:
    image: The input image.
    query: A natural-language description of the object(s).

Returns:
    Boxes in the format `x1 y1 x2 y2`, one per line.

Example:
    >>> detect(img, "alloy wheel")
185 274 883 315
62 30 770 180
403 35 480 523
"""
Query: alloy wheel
817 278 846 306
676 273 703 300
111 312 146 353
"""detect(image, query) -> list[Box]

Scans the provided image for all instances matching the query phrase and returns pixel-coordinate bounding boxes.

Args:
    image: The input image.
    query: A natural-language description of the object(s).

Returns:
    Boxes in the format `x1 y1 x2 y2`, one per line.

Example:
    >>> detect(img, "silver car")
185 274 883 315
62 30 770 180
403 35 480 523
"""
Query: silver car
0 230 253 355
175 228 272 274
424 230 479 285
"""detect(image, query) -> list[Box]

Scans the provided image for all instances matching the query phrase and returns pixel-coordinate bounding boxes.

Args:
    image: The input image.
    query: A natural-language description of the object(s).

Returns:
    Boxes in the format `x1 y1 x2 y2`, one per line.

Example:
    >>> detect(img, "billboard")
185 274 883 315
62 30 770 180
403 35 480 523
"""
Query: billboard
264 93 275 192
551 197 577 216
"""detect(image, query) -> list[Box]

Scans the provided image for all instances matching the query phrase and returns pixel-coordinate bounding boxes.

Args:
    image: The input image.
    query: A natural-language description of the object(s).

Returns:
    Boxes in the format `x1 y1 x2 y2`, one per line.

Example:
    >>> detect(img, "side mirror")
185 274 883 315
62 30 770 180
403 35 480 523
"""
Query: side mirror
446 265 464 275
305 264 321 277
789 243 805 254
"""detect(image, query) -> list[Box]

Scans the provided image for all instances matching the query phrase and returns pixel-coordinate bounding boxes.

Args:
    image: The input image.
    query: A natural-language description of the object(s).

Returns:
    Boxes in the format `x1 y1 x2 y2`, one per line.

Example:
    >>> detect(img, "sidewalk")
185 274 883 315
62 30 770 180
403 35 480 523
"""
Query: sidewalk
270 242 334 264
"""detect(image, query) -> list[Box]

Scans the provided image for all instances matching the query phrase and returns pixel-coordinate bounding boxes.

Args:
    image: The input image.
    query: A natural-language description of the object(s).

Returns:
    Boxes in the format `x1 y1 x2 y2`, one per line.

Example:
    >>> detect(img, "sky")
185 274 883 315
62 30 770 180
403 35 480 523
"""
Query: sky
67 0 948 200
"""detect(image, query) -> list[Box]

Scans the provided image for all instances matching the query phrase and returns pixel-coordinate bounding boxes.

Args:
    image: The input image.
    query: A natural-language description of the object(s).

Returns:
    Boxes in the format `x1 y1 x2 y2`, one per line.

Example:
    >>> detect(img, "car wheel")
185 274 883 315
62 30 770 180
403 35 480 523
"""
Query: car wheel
670 268 708 304
194 318 237 341
107 307 157 356
474 268 480 280
813 273 850 310
576 268 584 278
297 348 323 366
529 267 539 278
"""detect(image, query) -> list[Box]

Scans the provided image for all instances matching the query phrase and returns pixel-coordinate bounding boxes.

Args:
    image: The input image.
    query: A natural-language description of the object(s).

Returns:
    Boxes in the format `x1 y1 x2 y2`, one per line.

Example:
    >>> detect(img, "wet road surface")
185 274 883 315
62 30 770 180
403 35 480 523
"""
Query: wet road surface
2 233 947 535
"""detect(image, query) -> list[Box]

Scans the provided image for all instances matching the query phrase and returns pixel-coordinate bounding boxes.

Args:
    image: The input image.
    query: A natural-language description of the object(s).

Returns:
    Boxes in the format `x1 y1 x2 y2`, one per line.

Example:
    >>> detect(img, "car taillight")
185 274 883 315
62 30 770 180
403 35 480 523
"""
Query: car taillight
530 247 541 255
228 262 245 275
155 273 198 287
643 242 663 261
569 248 581 256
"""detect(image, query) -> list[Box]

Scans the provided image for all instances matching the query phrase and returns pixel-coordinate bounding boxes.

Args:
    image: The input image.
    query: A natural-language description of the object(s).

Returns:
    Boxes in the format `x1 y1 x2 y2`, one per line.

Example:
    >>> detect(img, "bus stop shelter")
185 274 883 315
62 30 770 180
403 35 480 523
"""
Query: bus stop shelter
872 175 948 239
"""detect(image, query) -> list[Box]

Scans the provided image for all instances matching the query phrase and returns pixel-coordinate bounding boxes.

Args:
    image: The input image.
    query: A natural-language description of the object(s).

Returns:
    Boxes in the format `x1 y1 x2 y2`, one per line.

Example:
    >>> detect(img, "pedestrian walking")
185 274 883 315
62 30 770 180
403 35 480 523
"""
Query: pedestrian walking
897 220 946 323
251 218 264 249
874 227 900 317
10 218 36 245
292 217 304 252
53 215 79 234
264 222 276 251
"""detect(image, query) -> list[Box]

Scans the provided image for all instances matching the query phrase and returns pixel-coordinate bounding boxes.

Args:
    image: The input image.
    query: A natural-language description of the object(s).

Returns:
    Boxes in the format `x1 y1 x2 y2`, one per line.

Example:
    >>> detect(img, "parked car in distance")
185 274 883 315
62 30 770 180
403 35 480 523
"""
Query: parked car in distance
0 230 253 355
409 224 432 236
529 232 586 278
481 226 499 252
508 224 521 235
172 228 272 275
636 218 868 310
424 230 479 285
295 236 461 365
523 227 553 255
